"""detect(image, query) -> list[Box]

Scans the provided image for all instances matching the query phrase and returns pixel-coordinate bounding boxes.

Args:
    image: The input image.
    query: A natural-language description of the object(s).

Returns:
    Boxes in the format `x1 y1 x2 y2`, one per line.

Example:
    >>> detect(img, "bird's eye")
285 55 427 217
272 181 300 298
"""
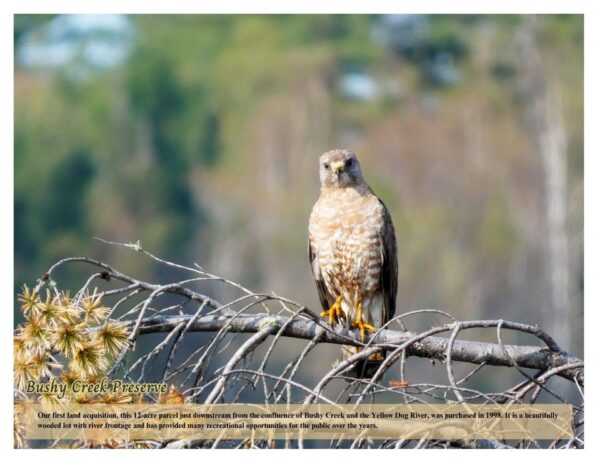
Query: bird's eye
347 159 353 166
323 163 330 169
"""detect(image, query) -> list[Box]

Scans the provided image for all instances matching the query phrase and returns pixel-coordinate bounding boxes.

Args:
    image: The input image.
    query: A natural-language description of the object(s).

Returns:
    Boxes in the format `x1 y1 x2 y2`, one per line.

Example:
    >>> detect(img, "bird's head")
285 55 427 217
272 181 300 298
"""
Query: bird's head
319 149 364 189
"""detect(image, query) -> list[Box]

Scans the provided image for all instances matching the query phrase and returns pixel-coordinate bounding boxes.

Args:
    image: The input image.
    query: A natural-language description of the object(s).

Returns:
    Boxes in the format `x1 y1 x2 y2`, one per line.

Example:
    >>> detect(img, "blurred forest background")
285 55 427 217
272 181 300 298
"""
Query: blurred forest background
14 14 583 360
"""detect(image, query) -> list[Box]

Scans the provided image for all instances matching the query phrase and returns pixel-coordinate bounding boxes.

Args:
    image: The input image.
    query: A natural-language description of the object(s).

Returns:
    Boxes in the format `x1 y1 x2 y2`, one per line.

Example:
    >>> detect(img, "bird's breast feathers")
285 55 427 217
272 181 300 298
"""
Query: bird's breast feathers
309 188 385 298
309 187 385 239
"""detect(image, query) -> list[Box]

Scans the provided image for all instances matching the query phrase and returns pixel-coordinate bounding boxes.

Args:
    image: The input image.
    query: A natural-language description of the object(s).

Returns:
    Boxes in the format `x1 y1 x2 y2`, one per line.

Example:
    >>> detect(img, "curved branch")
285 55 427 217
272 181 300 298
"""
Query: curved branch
204 326 278 404
130 313 584 385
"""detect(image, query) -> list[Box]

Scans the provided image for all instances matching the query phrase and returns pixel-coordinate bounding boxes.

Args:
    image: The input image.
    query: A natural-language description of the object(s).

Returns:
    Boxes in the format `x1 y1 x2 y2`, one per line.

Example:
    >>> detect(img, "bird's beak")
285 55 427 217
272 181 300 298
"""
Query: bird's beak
332 161 345 175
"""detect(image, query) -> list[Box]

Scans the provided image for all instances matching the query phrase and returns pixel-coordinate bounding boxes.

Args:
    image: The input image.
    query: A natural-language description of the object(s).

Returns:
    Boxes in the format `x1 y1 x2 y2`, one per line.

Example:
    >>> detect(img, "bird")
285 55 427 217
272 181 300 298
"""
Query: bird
308 148 398 378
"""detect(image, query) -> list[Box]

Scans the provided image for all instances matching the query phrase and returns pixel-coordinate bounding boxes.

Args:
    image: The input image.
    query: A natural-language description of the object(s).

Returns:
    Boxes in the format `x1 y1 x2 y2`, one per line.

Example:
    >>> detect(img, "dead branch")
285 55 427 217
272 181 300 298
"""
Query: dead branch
131 313 583 385
15 246 583 449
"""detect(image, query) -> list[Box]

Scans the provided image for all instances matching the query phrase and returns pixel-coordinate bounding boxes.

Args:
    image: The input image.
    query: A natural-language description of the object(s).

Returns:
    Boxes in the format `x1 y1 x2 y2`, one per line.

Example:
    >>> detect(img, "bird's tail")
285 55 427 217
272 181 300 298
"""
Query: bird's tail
341 345 386 380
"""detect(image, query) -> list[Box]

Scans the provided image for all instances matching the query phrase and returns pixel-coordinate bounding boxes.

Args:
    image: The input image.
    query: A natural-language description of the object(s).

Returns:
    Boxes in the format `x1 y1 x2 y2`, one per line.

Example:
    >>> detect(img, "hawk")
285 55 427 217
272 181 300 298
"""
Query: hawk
308 149 398 377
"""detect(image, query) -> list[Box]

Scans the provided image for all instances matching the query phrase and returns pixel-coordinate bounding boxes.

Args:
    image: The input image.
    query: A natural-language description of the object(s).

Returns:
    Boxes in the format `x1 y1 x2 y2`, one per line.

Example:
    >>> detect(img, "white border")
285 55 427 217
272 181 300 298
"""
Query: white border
2 0 592 14
2 1 597 462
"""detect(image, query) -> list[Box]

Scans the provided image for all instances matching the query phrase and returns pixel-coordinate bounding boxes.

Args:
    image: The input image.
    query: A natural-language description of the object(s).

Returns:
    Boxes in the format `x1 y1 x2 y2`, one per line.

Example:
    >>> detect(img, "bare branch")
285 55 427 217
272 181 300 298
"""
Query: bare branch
16 250 582 450
131 313 583 385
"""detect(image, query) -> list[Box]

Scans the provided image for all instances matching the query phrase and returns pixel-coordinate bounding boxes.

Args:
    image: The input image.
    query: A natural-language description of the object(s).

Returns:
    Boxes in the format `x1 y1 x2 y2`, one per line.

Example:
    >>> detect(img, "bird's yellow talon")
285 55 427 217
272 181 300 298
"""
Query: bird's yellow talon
351 302 376 341
320 295 344 325
352 319 376 341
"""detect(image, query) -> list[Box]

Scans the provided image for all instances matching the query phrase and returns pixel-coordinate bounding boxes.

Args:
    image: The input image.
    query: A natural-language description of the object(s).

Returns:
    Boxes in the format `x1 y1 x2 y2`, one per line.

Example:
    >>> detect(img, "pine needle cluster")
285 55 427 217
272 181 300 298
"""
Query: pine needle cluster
14 284 131 447
15 286 130 389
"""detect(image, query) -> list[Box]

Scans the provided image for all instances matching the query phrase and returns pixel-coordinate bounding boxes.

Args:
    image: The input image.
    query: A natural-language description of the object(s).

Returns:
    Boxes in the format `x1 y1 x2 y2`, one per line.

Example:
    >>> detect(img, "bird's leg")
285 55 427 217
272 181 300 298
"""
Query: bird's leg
320 295 345 325
351 301 376 341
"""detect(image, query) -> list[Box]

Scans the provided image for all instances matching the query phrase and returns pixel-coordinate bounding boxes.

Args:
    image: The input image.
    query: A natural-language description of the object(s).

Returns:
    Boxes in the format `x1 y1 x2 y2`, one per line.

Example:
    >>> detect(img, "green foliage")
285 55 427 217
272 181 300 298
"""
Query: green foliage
14 15 583 350
477 194 516 266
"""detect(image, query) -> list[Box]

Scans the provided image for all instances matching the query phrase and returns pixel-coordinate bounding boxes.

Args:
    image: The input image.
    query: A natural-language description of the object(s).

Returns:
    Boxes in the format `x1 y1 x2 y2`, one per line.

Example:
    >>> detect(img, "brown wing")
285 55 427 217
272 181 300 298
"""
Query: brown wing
378 198 398 323
308 238 334 312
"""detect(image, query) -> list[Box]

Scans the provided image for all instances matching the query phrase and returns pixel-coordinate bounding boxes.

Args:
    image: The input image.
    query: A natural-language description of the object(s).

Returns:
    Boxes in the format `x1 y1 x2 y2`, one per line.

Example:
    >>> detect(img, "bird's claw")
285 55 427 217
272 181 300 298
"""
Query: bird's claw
351 318 376 341
320 295 345 325
351 301 376 341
